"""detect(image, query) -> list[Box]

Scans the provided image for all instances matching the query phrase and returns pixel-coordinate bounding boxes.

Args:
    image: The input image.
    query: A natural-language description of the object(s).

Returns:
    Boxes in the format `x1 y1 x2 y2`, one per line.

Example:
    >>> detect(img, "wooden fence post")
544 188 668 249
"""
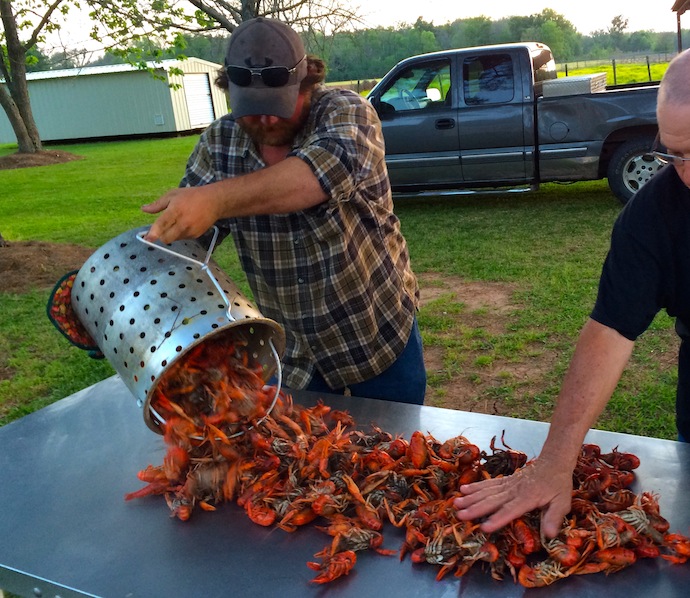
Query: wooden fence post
612 58 617 85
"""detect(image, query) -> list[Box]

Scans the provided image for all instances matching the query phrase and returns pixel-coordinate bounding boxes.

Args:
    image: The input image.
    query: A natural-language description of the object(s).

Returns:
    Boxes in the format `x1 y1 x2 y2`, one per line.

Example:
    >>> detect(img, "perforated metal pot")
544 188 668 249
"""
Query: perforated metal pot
71 226 285 433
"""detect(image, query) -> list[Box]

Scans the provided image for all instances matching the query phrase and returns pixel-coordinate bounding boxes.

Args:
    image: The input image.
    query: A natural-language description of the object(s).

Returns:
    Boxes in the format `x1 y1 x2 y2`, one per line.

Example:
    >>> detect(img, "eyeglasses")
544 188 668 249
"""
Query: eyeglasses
225 55 306 88
651 133 690 166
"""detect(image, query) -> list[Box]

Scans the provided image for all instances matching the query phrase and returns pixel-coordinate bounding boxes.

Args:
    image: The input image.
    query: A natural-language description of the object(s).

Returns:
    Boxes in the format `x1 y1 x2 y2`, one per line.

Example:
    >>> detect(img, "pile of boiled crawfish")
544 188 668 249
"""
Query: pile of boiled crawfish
126 337 690 587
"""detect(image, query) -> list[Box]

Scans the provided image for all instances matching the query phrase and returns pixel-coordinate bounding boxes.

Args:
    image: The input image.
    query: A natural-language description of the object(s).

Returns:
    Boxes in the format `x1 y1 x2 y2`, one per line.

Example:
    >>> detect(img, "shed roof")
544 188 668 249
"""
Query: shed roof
23 58 221 81
673 0 690 14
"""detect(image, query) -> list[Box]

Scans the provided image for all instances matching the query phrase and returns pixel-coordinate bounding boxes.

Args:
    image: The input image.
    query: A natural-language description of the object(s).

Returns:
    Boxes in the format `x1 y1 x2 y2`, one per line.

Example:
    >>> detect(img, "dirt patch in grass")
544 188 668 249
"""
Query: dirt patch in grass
0 364 15 382
417 272 558 418
0 241 94 294
0 150 83 170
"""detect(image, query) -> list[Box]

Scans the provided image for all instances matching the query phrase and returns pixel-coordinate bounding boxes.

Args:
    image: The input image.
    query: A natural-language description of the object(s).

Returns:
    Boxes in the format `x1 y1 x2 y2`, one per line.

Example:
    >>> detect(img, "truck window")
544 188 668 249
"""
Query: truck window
463 54 515 105
378 59 452 112
531 47 557 82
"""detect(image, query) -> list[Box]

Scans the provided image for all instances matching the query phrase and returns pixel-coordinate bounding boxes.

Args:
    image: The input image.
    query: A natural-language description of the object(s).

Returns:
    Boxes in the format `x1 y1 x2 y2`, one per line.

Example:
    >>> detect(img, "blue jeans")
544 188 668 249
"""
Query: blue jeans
284 317 427 405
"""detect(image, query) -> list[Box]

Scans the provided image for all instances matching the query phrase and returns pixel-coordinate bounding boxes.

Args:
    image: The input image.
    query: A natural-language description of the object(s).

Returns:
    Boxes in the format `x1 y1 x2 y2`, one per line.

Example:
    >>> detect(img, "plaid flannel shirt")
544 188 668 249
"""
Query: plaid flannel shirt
181 86 419 389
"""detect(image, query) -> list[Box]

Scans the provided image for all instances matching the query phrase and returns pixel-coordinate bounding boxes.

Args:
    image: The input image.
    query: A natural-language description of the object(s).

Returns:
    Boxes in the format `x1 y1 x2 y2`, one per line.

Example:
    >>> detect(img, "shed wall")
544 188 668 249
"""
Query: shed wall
5 71 177 143
0 58 228 144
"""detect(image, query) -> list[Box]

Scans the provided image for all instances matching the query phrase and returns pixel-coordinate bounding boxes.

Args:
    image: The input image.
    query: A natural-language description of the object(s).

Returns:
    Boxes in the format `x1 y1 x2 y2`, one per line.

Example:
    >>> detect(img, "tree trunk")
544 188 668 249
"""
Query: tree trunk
0 0 43 153
10 75 43 153
0 85 40 152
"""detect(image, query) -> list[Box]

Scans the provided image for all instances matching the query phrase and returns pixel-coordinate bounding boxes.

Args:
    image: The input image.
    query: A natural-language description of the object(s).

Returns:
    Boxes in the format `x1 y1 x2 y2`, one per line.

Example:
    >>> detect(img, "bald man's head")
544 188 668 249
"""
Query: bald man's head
658 49 690 110
656 49 690 189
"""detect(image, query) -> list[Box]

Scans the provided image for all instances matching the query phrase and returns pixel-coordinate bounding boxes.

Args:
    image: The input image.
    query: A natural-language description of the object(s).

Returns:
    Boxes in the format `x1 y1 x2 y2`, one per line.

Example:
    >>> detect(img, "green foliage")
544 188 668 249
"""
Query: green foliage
313 10 682 80
320 11 589 80
456 17 493 47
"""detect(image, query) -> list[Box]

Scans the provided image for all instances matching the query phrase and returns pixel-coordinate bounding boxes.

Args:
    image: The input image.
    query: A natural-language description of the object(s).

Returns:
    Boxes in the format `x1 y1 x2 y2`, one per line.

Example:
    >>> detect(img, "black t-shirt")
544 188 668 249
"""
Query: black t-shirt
591 165 690 437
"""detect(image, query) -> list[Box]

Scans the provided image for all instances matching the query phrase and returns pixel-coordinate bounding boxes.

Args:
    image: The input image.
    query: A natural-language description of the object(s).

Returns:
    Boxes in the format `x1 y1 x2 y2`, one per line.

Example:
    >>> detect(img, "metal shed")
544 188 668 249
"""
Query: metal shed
0 58 228 143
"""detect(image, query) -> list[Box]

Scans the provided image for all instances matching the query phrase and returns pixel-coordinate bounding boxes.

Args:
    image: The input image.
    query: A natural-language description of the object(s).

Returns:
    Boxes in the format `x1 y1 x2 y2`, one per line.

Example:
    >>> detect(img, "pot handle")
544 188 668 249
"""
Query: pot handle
136 226 234 317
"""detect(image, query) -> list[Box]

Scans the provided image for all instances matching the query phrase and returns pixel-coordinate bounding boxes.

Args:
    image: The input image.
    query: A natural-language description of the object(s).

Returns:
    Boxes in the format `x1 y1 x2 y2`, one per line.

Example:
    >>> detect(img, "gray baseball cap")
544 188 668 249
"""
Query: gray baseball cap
225 18 308 119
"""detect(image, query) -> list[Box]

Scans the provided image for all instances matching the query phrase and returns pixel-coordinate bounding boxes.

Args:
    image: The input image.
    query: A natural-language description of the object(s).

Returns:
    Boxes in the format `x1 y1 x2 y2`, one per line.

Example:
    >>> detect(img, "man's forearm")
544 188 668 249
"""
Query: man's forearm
143 157 329 243
210 156 327 217
539 318 634 469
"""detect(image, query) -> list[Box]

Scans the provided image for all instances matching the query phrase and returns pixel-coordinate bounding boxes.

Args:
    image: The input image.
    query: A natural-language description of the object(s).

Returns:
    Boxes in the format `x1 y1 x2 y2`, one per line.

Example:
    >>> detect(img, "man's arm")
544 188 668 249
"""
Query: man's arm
454 318 635 538
142 156 327 244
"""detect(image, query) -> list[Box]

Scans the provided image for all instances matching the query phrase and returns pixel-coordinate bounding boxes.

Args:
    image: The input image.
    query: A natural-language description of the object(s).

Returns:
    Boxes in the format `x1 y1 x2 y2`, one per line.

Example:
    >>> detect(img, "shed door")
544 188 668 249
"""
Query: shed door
183 74 215 127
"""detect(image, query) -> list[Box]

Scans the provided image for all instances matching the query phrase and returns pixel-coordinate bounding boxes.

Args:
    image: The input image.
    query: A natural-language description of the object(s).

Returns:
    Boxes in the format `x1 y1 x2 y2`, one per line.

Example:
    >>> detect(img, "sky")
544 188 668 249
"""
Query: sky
360 1 682 36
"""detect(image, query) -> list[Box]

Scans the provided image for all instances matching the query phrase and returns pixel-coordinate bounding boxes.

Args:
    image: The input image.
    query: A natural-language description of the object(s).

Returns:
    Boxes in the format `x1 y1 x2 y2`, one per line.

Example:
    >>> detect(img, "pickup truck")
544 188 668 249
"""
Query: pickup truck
366 42 663 204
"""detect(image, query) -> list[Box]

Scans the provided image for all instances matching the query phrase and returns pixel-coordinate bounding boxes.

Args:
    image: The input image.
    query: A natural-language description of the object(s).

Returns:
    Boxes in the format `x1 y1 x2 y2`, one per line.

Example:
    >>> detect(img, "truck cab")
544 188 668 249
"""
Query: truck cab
368 43 556 193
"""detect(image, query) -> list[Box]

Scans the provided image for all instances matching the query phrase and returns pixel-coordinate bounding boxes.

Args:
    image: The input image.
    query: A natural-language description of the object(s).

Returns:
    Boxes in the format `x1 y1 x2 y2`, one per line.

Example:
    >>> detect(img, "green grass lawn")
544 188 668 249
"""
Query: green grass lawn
0 134 678 439
1 137 198 243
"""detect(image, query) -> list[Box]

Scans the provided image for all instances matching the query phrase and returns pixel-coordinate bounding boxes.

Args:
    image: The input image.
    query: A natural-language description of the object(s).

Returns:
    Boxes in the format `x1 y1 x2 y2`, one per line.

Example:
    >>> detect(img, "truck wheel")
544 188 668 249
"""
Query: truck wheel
607 136 666 205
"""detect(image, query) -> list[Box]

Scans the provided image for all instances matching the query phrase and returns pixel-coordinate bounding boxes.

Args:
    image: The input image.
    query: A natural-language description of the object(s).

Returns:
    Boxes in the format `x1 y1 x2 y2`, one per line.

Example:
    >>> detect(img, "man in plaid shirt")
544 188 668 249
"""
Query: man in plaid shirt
143 17 426 404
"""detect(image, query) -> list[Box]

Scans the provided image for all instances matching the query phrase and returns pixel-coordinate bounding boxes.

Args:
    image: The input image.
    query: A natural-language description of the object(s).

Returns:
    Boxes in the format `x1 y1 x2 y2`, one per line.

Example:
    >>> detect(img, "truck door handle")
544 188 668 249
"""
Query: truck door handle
435 118 455 130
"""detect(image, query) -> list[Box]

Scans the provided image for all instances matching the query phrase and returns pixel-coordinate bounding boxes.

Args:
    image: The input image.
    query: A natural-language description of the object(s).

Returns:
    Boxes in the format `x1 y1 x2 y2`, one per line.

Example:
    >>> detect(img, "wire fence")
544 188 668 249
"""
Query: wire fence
559 53 676 84
561 52 675 69
558 52 676 85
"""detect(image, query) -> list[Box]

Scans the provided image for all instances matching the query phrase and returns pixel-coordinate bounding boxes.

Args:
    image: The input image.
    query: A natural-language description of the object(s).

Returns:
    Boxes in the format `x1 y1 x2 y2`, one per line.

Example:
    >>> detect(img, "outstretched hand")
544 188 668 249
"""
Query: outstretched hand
453 458 574 538
142 186 221 244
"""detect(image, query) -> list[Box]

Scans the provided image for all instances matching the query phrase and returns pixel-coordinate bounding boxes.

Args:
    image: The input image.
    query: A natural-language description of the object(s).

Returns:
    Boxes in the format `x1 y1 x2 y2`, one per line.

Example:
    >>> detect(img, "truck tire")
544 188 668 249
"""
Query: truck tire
607 136 666 205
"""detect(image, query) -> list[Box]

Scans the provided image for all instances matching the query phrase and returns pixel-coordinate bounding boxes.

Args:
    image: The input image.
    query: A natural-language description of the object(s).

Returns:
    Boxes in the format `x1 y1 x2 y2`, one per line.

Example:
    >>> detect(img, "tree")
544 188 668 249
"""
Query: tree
25 47 54 72
609 15 629 35
627 30 654 53
0 0 360 156
525 9 580 60
87 1 360 65
0 0 59 153
608 15 628 50
460 16 493 47
1 0 360 251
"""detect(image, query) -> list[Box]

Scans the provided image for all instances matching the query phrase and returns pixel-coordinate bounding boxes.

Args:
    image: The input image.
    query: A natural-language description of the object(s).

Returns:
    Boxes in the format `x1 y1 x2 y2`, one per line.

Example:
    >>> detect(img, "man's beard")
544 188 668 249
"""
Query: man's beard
238 96 311 147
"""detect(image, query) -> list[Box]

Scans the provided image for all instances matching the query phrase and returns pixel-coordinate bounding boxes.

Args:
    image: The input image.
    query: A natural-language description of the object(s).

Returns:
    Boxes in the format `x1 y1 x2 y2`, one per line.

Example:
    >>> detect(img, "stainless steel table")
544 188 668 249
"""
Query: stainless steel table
1 375 689 597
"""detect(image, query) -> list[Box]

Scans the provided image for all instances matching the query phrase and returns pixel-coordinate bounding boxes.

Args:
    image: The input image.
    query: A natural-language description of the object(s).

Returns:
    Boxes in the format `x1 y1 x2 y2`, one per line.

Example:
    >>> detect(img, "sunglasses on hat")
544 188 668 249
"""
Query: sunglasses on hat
225 55 306 88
